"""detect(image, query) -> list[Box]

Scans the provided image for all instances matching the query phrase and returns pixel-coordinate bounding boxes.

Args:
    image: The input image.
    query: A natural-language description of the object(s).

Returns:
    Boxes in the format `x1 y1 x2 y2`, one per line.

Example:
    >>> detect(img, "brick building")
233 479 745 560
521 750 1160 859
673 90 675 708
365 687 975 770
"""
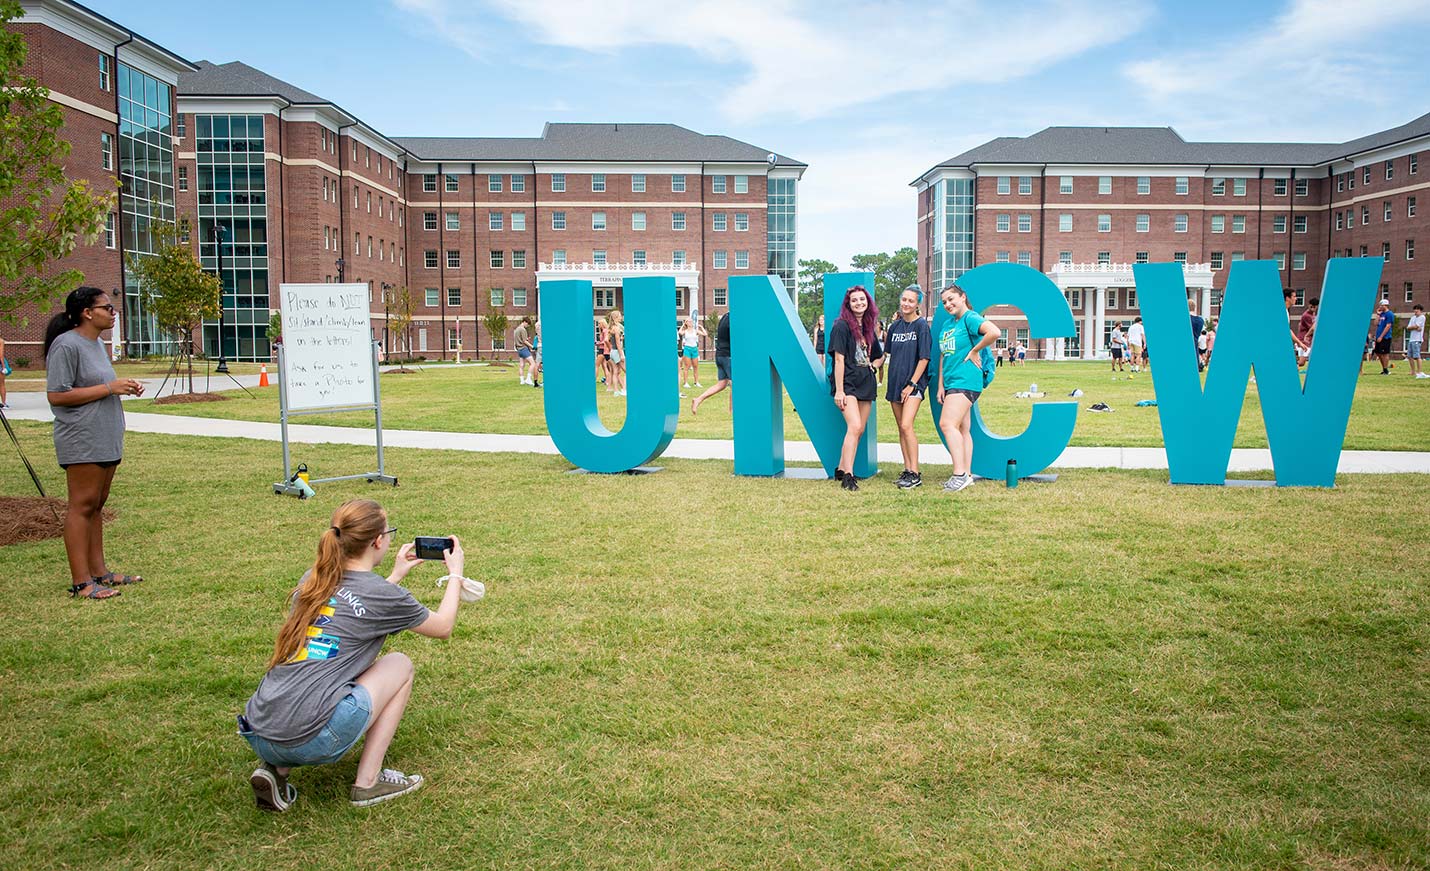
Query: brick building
913 116 1430 359
5 1 805 362
4 0 195 362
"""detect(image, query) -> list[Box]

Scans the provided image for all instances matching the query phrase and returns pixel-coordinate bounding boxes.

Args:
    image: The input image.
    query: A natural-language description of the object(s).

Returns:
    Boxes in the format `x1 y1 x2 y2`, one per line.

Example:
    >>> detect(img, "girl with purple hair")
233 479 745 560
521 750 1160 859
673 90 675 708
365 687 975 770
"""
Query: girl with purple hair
828 285 884 491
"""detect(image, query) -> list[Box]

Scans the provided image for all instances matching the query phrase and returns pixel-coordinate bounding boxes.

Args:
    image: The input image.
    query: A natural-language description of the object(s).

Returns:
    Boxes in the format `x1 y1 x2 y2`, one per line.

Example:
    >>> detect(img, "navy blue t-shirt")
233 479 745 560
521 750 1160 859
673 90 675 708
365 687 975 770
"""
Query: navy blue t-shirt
883 316 931 400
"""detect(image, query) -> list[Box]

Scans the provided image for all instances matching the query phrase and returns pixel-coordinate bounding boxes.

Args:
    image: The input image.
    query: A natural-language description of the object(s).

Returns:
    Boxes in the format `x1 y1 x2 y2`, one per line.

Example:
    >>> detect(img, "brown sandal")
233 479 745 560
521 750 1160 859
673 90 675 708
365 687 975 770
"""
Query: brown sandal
69 579 120 600
96 570 143 586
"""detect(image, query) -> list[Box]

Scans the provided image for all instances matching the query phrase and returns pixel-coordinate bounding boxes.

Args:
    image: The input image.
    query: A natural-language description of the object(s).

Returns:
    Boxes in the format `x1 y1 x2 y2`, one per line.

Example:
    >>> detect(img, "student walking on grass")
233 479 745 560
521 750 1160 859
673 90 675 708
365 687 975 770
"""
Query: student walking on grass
514 317 535 385
238 500 470 811
884 286 931 489
44 287 144 600
935 284 1000 493
829 285 883 491
692 310 732 414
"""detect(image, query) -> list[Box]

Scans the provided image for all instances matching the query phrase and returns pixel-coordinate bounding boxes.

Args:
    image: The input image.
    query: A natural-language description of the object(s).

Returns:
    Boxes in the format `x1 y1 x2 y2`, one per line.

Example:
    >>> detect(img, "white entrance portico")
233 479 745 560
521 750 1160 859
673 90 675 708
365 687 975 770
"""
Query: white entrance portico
1046 262 1214 360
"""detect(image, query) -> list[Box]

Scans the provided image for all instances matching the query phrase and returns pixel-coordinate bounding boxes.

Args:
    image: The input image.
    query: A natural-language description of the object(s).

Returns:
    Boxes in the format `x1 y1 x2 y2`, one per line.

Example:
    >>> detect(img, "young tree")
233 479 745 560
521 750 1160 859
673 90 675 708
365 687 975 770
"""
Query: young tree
850 247 918 319
482 309 509 359
385 286 414 362
0 0 116 324
126 217 220 393
797 258 839 330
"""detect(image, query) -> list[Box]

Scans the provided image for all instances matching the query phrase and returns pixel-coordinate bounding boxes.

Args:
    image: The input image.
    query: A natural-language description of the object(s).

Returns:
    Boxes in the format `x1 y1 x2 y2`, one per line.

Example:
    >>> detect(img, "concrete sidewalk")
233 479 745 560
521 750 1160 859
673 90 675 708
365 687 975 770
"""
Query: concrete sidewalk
4 399 1428 473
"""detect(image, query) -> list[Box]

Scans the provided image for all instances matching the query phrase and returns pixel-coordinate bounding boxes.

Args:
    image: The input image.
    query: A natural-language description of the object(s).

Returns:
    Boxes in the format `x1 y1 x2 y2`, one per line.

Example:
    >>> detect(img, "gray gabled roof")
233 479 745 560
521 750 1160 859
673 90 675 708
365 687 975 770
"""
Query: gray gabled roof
918 112 1430 182
179 61 328 104
395 123 805 167
177 63 804 168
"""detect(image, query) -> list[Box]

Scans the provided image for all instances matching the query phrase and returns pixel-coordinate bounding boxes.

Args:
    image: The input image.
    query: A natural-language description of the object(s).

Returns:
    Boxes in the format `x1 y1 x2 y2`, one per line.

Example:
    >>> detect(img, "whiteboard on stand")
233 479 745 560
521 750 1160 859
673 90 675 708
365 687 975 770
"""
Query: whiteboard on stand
278 283 375 411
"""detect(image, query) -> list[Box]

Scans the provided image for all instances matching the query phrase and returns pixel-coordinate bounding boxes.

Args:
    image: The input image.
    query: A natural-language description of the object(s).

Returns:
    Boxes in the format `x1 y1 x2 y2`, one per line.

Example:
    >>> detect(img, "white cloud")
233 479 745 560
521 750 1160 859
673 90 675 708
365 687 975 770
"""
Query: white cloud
395 0 1152 122
1123 0 1430 138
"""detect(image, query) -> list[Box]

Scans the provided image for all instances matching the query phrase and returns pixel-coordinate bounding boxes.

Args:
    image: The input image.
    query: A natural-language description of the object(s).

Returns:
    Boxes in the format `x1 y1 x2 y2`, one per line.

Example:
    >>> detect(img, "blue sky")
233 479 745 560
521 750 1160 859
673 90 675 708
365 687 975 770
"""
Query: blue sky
93 0 1430 267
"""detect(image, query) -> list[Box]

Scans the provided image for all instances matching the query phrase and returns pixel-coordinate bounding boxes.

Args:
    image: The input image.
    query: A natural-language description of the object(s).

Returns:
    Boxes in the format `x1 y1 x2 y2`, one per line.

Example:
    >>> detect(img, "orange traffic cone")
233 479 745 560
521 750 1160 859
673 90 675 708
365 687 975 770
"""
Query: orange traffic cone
259 364 269 387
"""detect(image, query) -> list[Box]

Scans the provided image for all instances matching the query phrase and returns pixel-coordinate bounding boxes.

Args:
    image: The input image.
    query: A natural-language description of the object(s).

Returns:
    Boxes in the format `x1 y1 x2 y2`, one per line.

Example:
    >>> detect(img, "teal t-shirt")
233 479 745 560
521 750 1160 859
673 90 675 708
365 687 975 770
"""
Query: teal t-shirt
938 311 986 392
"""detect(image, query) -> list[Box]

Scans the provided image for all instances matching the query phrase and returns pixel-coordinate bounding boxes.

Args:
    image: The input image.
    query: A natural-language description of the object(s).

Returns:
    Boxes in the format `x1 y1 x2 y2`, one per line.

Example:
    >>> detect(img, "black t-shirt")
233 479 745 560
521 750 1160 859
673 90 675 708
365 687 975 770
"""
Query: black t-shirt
827 319 883 401
814 327 825 353
884 316 931 394
715 312 731 358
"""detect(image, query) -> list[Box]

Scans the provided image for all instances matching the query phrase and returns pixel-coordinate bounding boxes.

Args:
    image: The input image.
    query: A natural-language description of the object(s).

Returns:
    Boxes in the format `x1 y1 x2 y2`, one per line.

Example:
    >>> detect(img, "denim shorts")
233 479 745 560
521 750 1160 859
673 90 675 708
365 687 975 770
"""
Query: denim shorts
1409 340 1422 360
239 684 373 767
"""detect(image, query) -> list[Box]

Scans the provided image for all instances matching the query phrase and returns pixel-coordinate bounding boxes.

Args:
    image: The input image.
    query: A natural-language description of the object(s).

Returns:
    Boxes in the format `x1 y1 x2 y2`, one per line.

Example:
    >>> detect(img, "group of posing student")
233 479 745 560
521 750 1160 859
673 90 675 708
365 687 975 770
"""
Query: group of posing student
827 283 998 493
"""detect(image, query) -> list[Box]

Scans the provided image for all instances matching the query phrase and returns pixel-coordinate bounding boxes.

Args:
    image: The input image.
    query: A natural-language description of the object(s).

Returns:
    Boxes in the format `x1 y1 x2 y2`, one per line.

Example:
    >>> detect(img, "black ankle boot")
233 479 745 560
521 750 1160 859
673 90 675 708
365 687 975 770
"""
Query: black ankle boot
834 468 845 481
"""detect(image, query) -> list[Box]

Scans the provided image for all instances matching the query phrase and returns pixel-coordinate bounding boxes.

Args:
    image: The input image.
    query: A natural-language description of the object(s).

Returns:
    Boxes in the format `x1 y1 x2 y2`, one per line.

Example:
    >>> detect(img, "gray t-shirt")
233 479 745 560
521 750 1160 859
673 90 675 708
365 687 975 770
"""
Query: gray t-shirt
244 570 430 744
46 331 123 465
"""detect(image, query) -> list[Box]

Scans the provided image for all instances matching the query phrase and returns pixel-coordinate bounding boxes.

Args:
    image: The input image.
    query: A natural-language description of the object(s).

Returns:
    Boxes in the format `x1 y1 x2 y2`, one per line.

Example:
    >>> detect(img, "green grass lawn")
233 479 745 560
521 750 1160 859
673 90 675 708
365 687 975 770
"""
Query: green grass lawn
0 423 1425 869
128 359 1430 451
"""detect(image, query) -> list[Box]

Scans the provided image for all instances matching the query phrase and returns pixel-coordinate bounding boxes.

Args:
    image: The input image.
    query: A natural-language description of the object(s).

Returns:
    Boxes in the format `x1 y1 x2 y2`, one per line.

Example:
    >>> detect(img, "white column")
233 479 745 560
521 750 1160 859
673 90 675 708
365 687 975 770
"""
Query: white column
1093 285 1107 357
1082 288 1095 359
1200 285 1212 321
1055 336 1066 360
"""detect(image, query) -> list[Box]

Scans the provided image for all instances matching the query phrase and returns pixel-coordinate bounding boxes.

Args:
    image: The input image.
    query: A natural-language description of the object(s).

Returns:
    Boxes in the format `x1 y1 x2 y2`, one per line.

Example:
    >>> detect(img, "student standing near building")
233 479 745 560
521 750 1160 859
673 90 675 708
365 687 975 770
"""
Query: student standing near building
1298 298 1319 352
679 317 705 390
813 314 826 367
1126 317 1145 373
829 286 883 491
608 310 627 397
595 316 611 385
1373 299 1395 375
935 284 1000 493
884 287 931 489
531 320 542 388
1407 304 1426 379
692 310 732 414
0 333 8 408
238 500 469 811
1110 322 1126 372
44 287 144 601
1188 301 1205 371
514 318 535 385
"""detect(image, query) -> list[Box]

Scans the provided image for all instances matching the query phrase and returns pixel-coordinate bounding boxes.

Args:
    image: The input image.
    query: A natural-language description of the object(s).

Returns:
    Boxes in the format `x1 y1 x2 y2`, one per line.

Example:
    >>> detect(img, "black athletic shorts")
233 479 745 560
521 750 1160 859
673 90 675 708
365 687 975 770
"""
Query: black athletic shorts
1374 338 1392 355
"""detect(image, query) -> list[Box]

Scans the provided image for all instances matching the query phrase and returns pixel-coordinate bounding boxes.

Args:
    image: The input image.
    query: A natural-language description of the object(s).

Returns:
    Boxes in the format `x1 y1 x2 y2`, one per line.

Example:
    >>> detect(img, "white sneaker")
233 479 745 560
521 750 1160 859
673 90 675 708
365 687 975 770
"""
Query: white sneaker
695 382 703 387
942 473 974 492
616 390 626 396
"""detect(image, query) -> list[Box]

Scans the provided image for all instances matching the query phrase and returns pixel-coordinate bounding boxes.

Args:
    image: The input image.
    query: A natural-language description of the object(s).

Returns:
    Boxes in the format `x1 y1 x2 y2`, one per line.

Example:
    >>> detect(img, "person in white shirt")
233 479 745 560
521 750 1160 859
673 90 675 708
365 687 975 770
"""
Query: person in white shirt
1408 304 1426 379
1126 318 1145 373
1109 323 1126 372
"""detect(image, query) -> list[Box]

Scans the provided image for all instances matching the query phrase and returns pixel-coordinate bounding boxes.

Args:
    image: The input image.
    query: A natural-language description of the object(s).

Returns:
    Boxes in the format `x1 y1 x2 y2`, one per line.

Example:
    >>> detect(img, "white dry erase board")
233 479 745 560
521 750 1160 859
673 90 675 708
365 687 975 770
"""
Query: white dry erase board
278 283 375 411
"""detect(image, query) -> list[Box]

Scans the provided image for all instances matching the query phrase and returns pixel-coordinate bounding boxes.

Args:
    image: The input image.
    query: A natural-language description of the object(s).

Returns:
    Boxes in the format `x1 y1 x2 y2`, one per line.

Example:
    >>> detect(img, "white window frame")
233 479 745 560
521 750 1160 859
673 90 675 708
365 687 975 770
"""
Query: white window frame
672 212 686 231
1018 176 1033 195
489 211 503 231
447 287 462 307
592 212 606 231
592 249 607 265
551 211 566 231
735 250 749 269
425 288 439 307
1017 214 1032 233
1232 216 1245 234
511 211 526 231
490 250 504 268
445 174 459 193
712 175 726 193
734 175 748 193
490 287 504 307
1059 176 1073 194
632 174 646 192
512 250 526 269
511 174 525 192
591 173 606 192
735 212 749 231
713 250 727 269
513 288 528 307
489 175 502 193
445 211 460 231
996 214 1010 232
551 173 565 192
996 176 1010 195
1233 178 1246 197
1136 214 1150 233
1175 177 1189 195
447 250 461 269
671 175 686 192
1097 214 1111 233
100 133 112 170
1137 176 1150 195
1098 176 1112 195
713 212 727 231
632 211 646 231
1058 214 1072 232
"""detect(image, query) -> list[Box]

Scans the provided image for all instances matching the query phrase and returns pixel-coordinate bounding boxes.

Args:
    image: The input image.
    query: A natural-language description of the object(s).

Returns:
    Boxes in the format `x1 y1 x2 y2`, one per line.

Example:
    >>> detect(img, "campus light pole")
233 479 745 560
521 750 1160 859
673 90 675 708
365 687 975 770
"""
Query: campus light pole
381 281 394 356
210 222 230 373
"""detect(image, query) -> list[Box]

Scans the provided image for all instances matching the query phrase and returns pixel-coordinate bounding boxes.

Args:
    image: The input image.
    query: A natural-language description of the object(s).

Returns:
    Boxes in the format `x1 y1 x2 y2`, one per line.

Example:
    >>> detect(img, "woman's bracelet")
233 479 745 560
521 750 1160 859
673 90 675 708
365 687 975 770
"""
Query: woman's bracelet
106 383 113 396
435 574 470 588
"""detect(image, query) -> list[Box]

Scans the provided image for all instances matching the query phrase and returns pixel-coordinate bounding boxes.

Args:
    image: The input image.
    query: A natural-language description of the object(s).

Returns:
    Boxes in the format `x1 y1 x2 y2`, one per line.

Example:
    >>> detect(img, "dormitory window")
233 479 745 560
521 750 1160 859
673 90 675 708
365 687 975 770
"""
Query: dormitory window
1174 214 1188 233
511 175 525 192
1098 176 1112 194
1137 177 1150 195
551 173 565 192
735 251 749 269
1273 179 1287 196
1059 176 1073 194
1211 252 1223 269
491 250 504 268
712 175 726 193
714 287 727 306
632 250 647 264
445 174 459 193
104 213 115 248
511 212 525 231
551 249 566 266
100 133 112 170
425 288 439 306
489 212 503 231
997 176 1010 195
1233 178 1246 196
632 212 646 231
671 175 686 193
672 212 686 231
1294 216 1308 233
996 214 1010 232
735 213 749 231
446 212 459 231
512 250 526 269
1175 177 1189 195
1295 179 1309 196
734 175 748 193
423 174 436 192
447 250 461 268
1059 214 1072 232
99 54 109 90
592 212 606 231
592 250 607 265
178 165 188 191
592 173 606 192
176 114 185 138
446 288 461 307
1018 214 1032 232
1019 176 1033 195
1212 178 1226 196
713 213 727 231
1273 216 1287 233
489 175 502 193
424 250 438 268
632 174 646 192
424 212 437 231
1386 160 1394 181
513 288 527 306
714 251 727 269
551 211 566 230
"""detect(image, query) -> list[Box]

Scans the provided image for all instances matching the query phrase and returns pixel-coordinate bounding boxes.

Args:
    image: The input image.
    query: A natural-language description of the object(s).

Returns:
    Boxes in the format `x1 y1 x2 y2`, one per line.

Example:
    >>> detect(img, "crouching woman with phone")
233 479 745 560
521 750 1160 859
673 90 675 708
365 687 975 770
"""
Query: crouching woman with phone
238 499 471 810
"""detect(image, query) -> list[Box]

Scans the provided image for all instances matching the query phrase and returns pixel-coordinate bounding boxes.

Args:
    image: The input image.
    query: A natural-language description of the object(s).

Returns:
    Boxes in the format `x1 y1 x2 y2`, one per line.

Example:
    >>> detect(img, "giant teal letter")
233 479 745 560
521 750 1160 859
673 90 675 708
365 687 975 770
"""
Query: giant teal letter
927 263 1078 478
538 276 678 472
730 274 866 477
1135 258 1381 486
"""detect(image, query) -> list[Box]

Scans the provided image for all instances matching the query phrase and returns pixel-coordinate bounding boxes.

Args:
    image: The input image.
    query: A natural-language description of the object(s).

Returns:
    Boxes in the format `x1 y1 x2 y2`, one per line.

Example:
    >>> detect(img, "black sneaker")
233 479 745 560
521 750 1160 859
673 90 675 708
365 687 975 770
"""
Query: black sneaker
899 472 922 489
841 474 859 491
834 468 845 481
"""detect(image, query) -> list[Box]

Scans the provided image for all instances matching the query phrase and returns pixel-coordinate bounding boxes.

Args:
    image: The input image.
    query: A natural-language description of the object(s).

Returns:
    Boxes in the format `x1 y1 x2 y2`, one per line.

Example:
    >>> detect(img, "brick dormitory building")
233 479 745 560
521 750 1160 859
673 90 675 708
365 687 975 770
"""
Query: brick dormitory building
914 115 1430 359
4 0 805 362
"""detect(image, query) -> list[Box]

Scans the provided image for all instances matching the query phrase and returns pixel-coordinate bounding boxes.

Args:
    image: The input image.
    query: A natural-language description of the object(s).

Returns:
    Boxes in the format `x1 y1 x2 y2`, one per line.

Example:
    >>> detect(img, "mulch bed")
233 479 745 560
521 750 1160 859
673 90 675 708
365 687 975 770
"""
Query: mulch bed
152 392 229 405
0 497 115 546
382 367 417 375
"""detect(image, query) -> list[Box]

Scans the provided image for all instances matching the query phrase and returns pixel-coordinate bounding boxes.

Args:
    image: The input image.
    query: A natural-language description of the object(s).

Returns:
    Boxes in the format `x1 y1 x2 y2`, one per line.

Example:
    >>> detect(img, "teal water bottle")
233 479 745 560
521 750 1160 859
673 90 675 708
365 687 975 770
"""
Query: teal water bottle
1006 458 1018 488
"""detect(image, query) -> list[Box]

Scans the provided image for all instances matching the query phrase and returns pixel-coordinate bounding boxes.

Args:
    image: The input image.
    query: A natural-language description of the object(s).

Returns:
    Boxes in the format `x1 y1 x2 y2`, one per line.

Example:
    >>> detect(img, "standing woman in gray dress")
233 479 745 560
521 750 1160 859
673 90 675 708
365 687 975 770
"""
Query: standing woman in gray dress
44 287 145 600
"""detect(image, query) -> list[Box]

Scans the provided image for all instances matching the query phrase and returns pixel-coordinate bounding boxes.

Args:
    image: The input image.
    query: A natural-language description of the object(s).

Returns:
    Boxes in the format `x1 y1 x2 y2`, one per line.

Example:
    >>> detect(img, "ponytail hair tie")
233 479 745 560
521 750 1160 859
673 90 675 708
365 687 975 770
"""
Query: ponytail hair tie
330 526 341 537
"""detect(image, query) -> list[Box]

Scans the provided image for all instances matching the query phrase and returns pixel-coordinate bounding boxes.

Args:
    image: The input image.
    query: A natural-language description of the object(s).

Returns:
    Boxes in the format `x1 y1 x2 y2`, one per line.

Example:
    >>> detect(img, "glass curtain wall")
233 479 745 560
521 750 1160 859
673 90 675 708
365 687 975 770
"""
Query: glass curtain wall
195 113 270 361
766 177 797 300
117 63 176 357
930 178 974 293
